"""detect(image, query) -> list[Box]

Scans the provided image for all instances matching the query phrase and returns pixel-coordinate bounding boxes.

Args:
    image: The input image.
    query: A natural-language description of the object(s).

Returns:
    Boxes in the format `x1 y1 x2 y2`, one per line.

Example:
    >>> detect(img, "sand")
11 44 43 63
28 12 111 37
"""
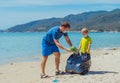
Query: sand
0 48 120 83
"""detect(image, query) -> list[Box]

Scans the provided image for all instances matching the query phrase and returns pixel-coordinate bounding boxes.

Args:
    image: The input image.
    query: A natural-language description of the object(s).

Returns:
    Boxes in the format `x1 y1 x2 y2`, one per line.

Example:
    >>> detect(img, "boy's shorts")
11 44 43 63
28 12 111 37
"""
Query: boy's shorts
81 52 91 61
42 39 59 56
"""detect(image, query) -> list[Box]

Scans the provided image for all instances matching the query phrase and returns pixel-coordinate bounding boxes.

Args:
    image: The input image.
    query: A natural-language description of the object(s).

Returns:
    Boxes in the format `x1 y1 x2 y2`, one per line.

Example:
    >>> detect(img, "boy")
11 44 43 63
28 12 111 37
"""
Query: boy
78 28 92 57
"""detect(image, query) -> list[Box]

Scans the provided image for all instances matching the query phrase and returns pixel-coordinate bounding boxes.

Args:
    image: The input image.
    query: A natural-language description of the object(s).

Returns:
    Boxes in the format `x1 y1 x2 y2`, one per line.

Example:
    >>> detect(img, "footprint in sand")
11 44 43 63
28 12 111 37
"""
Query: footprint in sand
0 73 4 74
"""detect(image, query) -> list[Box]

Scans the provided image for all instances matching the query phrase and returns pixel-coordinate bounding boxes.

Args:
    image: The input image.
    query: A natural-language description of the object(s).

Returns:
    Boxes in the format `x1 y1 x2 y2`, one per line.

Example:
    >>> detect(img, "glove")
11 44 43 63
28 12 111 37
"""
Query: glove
70 46 79 53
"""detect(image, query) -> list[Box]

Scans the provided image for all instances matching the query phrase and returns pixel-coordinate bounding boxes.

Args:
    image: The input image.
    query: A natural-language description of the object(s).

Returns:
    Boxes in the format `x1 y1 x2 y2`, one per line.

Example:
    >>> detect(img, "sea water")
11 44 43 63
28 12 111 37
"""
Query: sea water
0 32 120 65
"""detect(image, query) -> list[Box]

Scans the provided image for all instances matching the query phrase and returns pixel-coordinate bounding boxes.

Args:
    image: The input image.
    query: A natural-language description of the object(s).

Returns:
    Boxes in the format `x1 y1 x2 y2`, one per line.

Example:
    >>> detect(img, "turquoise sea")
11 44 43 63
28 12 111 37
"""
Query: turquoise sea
0 32 120 65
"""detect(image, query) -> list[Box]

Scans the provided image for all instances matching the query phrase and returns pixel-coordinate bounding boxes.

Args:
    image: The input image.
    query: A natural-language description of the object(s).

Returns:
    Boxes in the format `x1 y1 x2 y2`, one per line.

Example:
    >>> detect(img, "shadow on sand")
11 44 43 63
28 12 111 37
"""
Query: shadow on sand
47 71 119 78
88 70 119 75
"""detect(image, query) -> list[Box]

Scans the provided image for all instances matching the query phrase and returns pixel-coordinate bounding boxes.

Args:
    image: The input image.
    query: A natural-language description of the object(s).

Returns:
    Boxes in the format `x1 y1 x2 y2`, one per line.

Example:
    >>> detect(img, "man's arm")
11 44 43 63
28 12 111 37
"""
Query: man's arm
64 36 72 47
54 39 71 52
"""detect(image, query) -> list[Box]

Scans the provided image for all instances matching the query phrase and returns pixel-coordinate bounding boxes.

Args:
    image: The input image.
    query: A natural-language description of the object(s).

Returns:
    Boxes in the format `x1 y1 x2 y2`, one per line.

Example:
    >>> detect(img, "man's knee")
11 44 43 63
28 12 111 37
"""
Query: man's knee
54 52 60 58
41 56 48 62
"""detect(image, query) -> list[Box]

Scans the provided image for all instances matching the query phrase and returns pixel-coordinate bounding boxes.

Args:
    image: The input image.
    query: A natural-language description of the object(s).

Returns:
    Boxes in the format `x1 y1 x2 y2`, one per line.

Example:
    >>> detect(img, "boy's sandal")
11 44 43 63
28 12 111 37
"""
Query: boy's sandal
40 74 49 79
55 71 66 75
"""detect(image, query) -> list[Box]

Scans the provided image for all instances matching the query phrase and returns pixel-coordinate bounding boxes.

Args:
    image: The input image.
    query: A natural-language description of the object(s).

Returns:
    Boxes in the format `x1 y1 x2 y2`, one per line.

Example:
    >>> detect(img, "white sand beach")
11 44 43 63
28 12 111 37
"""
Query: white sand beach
0 48 120 83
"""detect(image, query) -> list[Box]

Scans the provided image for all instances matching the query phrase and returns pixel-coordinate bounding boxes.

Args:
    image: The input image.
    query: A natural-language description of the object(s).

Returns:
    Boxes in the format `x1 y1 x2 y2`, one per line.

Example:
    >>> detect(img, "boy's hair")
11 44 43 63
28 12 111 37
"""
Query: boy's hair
61 22 70 28
81 27 89 33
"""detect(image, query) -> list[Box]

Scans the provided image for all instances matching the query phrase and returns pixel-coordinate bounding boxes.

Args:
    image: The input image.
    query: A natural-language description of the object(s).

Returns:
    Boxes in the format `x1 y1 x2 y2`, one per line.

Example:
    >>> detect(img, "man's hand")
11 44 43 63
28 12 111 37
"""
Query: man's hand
64 48 72 52
54 39 71 52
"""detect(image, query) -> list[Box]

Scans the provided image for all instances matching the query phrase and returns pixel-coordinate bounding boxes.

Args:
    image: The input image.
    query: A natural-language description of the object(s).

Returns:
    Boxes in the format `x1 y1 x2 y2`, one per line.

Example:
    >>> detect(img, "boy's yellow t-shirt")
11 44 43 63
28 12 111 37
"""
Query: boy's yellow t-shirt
80 36 92 53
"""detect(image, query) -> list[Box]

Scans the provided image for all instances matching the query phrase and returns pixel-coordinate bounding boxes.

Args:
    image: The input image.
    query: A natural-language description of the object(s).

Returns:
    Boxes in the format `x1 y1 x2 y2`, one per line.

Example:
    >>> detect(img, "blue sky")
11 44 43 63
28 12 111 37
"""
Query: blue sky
0 0 120 30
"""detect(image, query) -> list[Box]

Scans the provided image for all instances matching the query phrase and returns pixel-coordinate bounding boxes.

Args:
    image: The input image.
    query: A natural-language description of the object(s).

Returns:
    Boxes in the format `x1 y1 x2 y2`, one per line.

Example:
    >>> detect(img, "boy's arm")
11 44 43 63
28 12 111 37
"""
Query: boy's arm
87 37 92 54
78 44 81 51
87 44 91 54
78 39 82 51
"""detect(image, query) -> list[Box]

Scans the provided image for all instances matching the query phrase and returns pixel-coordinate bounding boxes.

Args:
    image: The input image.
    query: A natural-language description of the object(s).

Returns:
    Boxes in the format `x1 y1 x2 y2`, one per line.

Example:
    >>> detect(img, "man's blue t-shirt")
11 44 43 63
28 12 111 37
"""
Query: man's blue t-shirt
43 26 68 45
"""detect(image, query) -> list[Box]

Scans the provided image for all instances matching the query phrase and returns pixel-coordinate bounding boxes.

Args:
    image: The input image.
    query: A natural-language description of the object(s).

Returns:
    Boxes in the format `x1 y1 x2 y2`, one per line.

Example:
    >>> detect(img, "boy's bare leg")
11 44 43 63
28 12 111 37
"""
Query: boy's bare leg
53 52 60 72
41 56 48 75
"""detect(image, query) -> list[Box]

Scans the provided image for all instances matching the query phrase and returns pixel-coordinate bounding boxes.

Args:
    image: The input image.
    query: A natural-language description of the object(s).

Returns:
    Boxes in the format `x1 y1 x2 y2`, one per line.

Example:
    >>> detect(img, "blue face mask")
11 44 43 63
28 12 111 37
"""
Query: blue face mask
63 31 69 33
83 35 88 37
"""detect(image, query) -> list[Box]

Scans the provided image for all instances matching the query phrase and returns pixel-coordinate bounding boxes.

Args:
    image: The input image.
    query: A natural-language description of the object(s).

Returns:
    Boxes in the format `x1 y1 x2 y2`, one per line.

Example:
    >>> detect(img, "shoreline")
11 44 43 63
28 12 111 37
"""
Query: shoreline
0 31 120 33
0 47 120 66
0 48 120 83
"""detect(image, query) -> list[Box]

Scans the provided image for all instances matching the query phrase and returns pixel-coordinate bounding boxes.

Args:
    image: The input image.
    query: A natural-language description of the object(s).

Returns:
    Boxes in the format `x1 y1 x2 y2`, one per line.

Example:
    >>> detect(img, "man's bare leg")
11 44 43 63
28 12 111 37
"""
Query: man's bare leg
53 52 60 72
41 56 48 75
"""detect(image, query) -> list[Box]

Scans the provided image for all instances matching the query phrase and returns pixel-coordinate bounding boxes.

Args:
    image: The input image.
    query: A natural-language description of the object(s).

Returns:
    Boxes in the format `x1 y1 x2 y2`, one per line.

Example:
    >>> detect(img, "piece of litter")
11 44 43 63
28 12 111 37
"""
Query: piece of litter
52 79 60 82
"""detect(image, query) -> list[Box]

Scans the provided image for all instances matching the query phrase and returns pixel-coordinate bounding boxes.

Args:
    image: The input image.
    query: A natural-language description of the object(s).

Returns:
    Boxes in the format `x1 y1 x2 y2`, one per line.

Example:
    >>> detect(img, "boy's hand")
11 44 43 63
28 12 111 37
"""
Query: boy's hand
86 50 89 54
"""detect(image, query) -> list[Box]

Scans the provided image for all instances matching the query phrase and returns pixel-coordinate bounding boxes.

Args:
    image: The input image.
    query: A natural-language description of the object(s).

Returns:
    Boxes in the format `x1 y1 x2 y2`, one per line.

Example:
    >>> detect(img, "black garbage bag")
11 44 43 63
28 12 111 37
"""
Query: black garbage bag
65 53 91 75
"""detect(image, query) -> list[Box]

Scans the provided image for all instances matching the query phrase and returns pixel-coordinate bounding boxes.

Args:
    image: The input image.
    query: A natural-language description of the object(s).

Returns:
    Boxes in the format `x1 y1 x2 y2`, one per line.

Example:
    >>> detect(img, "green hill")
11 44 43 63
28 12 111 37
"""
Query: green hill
6 9 120 32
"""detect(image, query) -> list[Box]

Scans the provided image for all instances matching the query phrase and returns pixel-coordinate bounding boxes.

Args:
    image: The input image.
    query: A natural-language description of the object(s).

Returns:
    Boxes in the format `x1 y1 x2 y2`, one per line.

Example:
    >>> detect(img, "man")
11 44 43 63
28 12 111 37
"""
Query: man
40 22 72 78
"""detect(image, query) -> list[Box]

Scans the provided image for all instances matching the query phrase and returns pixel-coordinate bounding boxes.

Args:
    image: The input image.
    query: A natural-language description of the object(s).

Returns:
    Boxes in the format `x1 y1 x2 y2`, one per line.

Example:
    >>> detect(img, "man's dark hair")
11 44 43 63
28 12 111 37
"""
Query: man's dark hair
61 22 70 28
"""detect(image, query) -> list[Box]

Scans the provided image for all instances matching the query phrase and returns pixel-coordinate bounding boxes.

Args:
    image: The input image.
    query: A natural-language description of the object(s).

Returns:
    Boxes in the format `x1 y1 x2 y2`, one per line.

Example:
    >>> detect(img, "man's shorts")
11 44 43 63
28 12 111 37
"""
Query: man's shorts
42 39 59 56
